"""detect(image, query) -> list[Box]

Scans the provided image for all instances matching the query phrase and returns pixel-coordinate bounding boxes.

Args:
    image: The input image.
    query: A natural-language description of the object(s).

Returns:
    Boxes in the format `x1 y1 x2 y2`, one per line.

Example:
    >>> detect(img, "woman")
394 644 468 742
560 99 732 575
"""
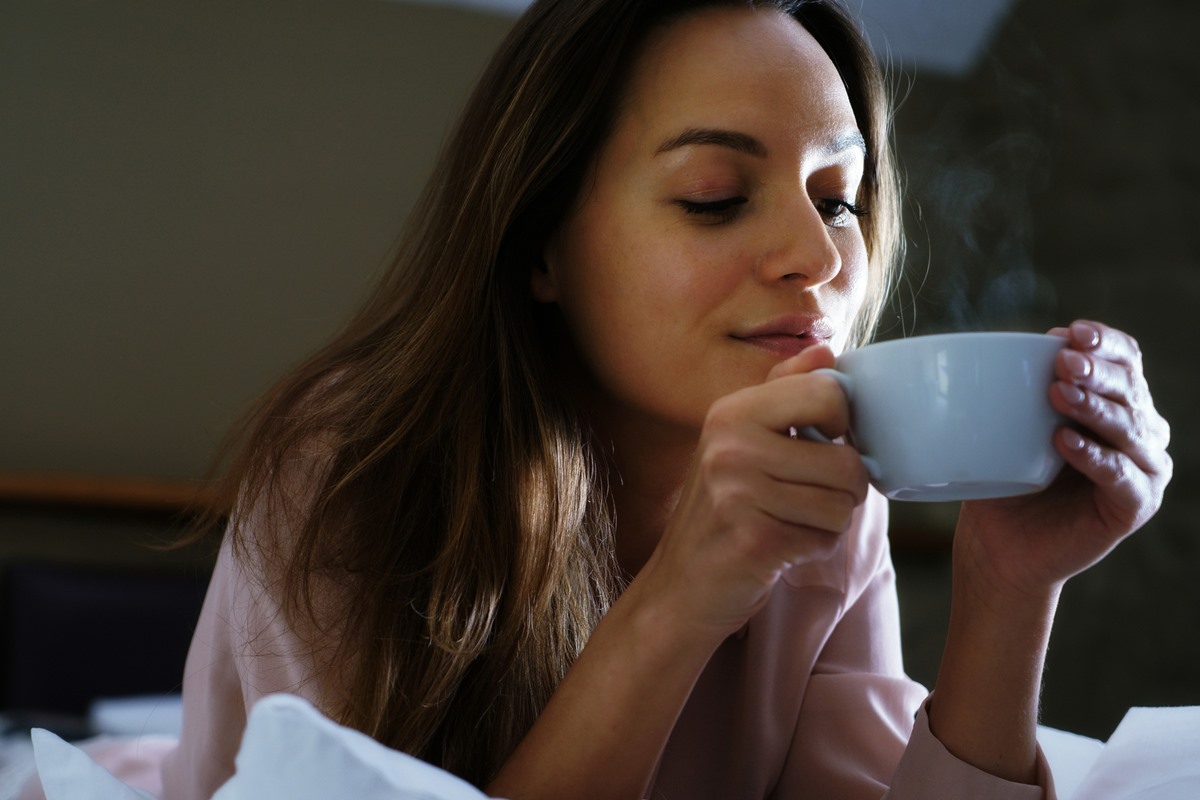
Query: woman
35 0 1171 798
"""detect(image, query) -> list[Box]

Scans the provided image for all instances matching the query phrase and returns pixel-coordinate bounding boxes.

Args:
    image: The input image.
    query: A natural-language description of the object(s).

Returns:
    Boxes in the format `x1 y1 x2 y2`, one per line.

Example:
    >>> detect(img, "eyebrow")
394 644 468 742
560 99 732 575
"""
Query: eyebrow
826 131 868 159
656 128 767 158
654 127 868 160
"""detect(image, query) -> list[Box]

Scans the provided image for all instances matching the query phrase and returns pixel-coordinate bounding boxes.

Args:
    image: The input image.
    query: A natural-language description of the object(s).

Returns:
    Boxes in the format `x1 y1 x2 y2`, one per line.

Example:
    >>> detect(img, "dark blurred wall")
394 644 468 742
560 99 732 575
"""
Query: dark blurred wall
1 0 513 480
890 0 1200 739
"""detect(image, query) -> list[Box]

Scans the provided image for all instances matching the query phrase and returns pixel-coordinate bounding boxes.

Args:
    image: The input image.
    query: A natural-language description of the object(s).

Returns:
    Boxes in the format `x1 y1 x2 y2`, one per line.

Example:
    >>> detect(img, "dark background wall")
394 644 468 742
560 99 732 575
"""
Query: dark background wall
2 0 1196 739
1 0 513 480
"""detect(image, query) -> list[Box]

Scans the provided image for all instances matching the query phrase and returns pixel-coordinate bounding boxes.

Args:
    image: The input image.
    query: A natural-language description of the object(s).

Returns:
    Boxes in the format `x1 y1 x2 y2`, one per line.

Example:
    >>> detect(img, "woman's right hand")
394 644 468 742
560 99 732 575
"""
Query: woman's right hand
638 344 871 640
491 345 870 800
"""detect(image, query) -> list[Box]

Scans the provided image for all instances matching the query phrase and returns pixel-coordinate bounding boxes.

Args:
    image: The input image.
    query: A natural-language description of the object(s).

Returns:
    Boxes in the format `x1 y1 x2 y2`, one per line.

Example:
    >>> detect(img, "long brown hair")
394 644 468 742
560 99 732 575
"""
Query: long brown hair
206 0 902 786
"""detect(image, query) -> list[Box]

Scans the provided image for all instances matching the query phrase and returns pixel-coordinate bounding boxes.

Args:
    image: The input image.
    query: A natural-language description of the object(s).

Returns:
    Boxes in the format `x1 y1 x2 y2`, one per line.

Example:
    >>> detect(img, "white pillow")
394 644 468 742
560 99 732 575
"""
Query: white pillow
212 694 496 800
32 694 499 800
30 731 157 800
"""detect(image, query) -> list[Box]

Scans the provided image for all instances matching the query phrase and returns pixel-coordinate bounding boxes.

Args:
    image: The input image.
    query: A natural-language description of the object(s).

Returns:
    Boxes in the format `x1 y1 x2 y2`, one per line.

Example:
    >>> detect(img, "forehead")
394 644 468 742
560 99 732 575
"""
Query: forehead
613 6 859 154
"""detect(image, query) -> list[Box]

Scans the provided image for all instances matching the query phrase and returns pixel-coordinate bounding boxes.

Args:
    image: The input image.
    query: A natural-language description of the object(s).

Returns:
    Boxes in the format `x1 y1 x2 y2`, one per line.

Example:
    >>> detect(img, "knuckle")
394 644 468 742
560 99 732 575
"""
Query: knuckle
1105 453 1134 488
845 448 873 489
827 491 858 531
1127 406 1151 445
811 371 844 398
709 481 753 521
698 435 749 479
1078 391 1100 420
704 395 742 431
817 376 850 412
1124 365 1147 402
795 486 856 534
828 446 871 501
803 374 848 421
1159 450 1175 481
1127 334 1144 363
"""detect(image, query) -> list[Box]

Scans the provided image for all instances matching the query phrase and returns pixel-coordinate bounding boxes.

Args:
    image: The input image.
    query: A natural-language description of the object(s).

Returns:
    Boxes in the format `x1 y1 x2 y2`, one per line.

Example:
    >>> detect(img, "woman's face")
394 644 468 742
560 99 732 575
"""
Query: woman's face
536 6 870 435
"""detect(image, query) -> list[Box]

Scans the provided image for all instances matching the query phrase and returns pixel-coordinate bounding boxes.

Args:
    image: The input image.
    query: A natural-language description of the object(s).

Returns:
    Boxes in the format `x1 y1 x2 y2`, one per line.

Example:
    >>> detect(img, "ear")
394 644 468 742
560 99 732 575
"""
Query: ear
531 236 562 304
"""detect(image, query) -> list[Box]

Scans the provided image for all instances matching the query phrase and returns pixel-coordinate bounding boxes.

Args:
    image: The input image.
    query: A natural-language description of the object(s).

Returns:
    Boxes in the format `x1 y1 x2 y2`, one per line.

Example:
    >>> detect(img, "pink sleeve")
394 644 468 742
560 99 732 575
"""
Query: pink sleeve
888 701 1056 799
773 492 1056 800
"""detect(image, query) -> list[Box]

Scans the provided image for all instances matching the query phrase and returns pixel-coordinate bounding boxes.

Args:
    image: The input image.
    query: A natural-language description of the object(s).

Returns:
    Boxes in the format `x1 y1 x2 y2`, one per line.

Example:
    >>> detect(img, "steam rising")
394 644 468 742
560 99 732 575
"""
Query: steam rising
891 43 1061 337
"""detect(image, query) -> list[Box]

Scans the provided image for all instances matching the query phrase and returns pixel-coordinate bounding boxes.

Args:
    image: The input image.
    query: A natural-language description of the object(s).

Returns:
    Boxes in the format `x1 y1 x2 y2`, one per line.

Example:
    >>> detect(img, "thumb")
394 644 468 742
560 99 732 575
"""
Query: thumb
766 343 836 381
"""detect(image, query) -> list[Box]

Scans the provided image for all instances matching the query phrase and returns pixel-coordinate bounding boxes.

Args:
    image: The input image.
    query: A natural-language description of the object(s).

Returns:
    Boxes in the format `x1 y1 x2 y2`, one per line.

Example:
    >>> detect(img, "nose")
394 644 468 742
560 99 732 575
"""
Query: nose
755 199 841 287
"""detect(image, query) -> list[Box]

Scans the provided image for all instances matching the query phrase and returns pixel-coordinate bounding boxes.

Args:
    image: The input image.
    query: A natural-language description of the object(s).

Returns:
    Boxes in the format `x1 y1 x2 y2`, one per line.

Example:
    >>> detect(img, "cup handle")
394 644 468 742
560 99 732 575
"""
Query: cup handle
791 368 883 482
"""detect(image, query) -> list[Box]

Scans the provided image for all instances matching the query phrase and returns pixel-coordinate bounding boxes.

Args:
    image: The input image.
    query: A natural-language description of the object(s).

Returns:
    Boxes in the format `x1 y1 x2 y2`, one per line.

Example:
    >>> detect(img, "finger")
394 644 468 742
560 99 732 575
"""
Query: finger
734 507 845 568
1052 383 1170 474
1056 320 1154 410
1052 323 1170 456
1065 320 1143 369
708 371 850 440
699 419 870 504
1056 429 1165 529
753 425 871 504
766 342 837 381
703 473 852 563
1056 347 1156 422
755 476 862 535
1060 345 1142 398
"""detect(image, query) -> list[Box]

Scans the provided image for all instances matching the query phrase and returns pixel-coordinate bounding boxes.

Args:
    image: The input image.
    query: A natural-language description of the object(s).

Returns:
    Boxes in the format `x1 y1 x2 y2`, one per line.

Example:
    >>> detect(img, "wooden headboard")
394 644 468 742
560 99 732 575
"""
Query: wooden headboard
0 471 218 516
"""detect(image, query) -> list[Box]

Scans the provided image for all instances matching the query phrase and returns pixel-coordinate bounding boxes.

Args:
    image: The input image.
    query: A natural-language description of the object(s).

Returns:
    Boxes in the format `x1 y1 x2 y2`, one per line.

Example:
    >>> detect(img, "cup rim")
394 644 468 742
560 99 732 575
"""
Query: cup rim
846 331 1064 355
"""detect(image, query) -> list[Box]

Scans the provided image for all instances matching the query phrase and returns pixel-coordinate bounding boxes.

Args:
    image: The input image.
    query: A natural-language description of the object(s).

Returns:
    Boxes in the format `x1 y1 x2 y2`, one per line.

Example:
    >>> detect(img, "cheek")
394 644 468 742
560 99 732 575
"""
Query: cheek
549 216 727 409
845 246 870 305
551 219 654 363
672 237 747 300
558 206 718 330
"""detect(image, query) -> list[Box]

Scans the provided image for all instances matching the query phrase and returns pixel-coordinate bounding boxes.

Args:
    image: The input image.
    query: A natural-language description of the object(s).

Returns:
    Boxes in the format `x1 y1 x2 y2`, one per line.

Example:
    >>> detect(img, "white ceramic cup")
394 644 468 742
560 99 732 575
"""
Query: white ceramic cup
805 332 1068 502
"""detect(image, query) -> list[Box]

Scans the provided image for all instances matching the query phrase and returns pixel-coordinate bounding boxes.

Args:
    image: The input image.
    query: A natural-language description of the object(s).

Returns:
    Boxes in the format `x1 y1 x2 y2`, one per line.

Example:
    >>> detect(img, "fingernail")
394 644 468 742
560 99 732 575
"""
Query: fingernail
1071 321 1101 349
1062 350 1092 380
1060 383 1086 405
1063 430 1086 451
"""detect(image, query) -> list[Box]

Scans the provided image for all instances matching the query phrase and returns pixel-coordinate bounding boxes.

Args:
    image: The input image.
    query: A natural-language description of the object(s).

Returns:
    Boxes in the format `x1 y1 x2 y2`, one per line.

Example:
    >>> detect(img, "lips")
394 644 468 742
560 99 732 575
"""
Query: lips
731 314 833 358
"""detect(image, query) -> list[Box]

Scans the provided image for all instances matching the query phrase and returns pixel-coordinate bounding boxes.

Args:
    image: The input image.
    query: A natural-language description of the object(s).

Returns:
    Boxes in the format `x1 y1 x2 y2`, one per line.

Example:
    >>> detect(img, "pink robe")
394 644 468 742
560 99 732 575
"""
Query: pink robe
27 490 1056 799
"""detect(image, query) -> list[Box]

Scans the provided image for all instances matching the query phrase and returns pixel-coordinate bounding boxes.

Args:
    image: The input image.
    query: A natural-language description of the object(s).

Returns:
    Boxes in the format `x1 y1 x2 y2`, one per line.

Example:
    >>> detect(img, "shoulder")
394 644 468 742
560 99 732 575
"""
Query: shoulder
225 365 352 569
220 430 358 711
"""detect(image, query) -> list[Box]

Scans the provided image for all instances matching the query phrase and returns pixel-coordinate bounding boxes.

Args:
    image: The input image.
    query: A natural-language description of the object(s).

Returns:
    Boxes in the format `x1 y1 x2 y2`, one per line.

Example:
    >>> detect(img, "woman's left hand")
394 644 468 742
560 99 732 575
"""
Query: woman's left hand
956 320 1172 599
